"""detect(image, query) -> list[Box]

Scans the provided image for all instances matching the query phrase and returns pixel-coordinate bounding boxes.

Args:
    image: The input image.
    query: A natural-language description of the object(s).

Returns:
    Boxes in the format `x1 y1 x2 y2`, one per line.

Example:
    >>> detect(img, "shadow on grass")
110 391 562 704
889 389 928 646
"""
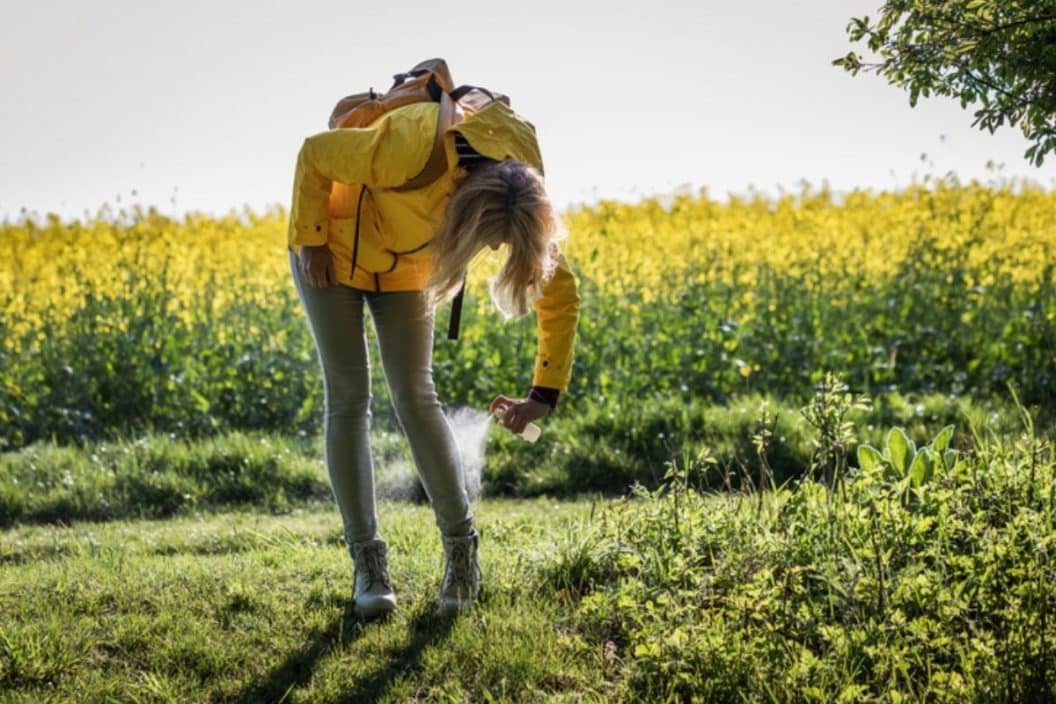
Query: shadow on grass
233 599 365 704
233 599 457 704
331 606 458 703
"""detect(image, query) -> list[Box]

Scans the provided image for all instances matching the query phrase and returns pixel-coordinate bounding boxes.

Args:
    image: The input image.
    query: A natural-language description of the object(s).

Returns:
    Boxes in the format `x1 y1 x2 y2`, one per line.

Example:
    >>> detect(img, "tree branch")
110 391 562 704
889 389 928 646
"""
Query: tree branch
977 15 1056 37
964 69 1021 102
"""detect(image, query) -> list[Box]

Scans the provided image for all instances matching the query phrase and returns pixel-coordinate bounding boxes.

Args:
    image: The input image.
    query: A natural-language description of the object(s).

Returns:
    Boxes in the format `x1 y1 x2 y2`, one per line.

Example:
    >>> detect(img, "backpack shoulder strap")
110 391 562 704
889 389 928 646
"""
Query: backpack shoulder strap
447 277 466 340
451 85 510 113
392 91 459 192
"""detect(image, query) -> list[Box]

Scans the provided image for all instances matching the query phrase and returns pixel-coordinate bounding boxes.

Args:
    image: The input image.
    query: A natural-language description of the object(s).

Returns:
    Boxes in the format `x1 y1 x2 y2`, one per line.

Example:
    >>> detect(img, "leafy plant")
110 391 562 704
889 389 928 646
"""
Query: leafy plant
857 424 958 504
540 422 1056 702
801 372 872 485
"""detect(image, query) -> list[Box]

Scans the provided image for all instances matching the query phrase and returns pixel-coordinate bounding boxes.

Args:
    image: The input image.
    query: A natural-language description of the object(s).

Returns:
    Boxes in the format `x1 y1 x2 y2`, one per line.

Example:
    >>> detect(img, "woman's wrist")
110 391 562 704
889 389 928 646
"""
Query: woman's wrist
527 386 560 409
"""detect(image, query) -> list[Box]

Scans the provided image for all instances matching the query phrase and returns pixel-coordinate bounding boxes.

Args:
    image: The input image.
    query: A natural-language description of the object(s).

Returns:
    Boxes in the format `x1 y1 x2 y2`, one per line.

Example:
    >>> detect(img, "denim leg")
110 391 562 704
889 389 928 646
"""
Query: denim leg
289 251 380 547
367 290 474 538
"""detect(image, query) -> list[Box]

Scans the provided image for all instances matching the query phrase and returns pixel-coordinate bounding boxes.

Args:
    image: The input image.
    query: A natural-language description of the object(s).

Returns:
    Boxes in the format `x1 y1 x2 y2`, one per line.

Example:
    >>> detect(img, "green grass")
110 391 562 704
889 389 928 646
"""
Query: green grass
2 420 1054 702
0 499 606 703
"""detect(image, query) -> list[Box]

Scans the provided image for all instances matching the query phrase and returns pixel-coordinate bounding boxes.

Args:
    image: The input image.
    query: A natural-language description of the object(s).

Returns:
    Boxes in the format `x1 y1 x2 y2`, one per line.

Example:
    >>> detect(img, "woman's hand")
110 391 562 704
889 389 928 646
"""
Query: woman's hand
299 244 337 288
490 395 549 434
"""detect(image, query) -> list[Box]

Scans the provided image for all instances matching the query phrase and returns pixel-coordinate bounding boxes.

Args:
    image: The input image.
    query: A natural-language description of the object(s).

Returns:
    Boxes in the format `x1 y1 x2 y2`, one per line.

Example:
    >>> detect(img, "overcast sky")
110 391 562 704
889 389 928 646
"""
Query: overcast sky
2 0 1053 221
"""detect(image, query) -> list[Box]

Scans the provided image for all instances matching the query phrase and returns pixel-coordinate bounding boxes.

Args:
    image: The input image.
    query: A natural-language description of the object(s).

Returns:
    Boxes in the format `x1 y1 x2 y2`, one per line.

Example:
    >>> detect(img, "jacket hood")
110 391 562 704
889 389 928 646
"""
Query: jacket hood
450 101 544 175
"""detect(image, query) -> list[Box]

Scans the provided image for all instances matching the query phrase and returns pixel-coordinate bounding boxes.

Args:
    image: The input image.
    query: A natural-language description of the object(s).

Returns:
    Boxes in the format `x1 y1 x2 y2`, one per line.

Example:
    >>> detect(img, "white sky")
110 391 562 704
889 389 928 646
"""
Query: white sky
2 0 1053 221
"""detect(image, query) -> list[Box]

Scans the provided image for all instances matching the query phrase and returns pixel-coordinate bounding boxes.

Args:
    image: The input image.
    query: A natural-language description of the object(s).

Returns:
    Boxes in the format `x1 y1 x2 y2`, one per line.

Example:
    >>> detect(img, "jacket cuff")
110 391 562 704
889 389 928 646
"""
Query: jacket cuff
288 221 329 248
528 386 560 409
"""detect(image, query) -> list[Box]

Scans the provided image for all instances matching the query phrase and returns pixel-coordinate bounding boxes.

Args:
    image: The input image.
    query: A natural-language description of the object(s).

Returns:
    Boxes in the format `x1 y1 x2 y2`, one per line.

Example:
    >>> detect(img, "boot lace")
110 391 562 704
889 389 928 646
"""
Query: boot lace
443 540 479 593
357 545 392 590
443 544 468 591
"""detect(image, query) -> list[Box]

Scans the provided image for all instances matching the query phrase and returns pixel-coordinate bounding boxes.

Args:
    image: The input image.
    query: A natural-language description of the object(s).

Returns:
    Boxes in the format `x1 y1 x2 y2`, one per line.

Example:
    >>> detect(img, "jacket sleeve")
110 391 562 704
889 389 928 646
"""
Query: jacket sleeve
287 109 434 248
531 250 581 391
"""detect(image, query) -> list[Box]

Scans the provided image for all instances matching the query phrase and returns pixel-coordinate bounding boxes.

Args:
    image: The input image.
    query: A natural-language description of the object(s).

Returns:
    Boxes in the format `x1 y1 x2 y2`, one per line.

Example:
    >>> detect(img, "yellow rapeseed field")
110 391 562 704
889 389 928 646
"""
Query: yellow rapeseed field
3 179 1055 448
4 180 1056 341
561 181 1056 299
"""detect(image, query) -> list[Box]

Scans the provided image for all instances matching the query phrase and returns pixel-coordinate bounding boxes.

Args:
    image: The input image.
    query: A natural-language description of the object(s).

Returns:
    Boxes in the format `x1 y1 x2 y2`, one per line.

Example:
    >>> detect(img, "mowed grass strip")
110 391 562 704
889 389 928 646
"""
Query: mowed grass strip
0 499 609 703
3 391 1037 531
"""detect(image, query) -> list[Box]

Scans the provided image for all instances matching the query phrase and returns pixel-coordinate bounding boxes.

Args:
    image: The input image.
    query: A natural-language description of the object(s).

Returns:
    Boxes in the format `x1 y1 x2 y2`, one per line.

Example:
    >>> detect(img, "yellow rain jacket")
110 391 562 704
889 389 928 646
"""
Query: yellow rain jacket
287 100 580 391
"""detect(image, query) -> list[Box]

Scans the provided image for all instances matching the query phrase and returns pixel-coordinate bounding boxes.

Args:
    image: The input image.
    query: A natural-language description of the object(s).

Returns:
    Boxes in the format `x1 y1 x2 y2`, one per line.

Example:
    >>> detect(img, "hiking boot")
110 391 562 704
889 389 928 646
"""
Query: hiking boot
438 533 481 616
351 539 397 620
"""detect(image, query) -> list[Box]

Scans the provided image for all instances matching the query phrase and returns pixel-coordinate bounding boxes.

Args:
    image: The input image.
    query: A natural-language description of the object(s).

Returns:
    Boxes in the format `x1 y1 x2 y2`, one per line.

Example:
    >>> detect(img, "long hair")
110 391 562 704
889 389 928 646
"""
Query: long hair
428 160 561 318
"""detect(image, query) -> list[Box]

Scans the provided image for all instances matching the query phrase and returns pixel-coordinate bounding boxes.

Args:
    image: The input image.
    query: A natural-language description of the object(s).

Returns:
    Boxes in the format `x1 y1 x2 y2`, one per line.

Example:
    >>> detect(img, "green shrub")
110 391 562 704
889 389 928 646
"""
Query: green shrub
483 391 1016 497
0 392 1044 527
539 424 1056 702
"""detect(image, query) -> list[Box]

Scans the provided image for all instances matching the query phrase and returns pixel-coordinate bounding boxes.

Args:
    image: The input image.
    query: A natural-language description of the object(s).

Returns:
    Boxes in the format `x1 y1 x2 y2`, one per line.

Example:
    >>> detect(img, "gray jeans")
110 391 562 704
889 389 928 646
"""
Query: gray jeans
289 251 474 550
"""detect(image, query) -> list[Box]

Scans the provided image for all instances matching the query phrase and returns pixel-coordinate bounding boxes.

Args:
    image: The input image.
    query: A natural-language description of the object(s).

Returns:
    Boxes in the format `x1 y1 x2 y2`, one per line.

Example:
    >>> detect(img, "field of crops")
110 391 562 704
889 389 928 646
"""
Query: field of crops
2 177 1054 454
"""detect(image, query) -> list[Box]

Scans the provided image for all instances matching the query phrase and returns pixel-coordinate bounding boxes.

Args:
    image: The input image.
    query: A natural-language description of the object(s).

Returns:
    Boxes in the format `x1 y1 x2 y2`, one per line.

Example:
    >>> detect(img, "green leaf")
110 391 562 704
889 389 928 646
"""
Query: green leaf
896 476 913 507
886 428 913 476
921 447 935 483
931 424 955 453
944 449 958 470
858 444 883 471
909 449 927 487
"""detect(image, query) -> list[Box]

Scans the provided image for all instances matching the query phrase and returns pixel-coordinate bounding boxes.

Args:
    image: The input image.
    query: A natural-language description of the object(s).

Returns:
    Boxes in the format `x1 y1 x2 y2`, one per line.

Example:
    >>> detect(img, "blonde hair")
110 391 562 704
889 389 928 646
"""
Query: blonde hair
428 160 561 318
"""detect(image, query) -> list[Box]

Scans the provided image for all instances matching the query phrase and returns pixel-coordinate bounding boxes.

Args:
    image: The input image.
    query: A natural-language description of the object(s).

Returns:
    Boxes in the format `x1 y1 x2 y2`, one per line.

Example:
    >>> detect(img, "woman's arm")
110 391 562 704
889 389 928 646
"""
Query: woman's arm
531 251 581 392
490 251 579 435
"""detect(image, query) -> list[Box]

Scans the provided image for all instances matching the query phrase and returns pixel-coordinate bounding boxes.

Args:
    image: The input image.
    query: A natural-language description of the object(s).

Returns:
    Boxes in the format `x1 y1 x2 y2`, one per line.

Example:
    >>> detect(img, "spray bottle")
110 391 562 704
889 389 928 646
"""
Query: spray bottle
492 405 542 442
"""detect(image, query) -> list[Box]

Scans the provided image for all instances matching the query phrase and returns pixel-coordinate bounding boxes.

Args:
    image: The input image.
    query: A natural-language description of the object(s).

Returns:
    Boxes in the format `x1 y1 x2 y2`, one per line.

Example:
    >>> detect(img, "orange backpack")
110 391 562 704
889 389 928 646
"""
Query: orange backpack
327 58 508 191
326 59 506 339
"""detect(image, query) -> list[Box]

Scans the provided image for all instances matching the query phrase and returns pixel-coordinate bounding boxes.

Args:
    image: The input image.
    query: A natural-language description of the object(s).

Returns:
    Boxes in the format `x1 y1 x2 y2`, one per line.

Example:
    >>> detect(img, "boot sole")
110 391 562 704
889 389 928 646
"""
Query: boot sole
354 598 397 621
436 597 477 617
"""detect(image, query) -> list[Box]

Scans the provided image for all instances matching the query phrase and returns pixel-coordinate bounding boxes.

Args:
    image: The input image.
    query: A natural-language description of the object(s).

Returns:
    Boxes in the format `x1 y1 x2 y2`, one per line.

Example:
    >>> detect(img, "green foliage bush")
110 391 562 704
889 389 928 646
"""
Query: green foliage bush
0 270 319 449
539 426 1056 702
1 391 1027 527
485 391 1024 497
